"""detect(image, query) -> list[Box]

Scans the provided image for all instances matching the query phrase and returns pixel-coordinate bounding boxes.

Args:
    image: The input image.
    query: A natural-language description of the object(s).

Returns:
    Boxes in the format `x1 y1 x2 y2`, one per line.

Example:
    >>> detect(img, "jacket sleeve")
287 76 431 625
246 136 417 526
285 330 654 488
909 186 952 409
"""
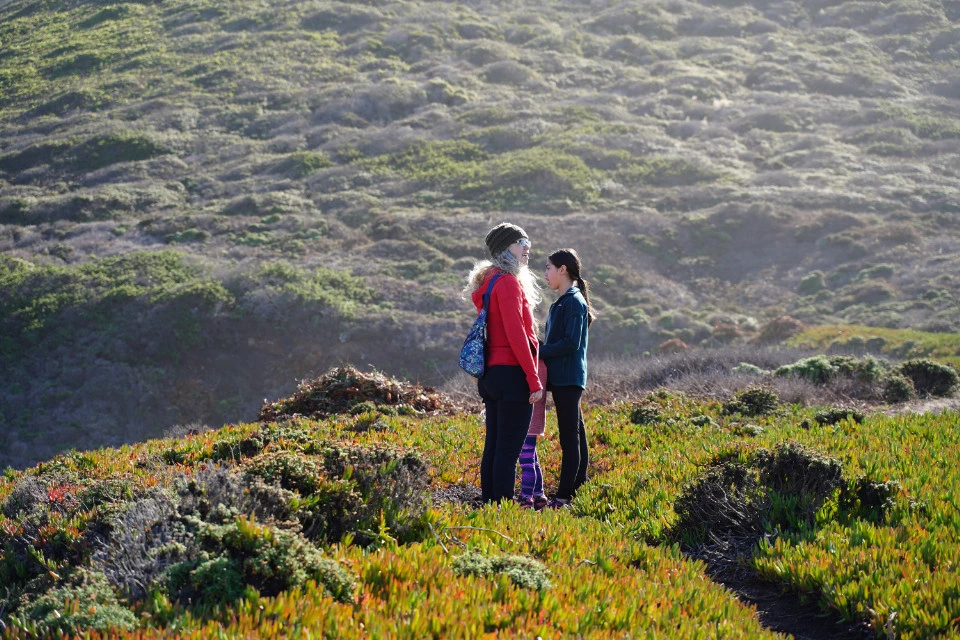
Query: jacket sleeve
495 276 542 393
539 297 586 359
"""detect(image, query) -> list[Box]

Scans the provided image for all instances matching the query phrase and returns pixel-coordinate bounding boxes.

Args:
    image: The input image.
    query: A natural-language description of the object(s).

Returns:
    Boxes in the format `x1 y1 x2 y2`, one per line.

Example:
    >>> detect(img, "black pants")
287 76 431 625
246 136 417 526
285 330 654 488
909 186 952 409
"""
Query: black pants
552 385 588 500
478 365 533 503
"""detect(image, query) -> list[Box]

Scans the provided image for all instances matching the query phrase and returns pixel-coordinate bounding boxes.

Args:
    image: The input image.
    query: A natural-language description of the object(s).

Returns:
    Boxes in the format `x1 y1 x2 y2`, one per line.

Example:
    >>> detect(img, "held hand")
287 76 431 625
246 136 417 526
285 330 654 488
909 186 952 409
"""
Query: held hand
529 389 544 404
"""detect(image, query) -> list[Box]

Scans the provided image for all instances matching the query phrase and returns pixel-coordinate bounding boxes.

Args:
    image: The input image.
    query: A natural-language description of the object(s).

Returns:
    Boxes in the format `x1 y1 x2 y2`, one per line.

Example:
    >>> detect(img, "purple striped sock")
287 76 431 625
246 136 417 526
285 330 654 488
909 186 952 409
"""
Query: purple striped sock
519 435 544 499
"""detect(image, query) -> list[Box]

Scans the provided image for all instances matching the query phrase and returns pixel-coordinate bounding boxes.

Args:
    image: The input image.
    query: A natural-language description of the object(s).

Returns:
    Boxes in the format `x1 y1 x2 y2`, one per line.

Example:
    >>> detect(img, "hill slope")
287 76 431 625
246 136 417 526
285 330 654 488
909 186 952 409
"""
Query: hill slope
2 385 959 638
1 0 960 466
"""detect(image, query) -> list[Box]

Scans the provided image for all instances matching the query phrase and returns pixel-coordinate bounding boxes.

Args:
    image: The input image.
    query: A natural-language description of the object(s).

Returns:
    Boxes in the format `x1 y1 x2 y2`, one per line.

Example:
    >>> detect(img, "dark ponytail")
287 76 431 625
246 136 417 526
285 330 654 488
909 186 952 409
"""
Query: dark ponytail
548 248 596 327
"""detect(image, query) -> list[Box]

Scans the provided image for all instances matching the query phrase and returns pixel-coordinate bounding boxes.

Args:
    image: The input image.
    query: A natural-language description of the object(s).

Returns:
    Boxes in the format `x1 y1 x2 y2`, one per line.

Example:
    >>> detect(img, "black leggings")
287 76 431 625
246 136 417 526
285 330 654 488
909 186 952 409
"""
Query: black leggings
552 385 588 500
478 365 533 503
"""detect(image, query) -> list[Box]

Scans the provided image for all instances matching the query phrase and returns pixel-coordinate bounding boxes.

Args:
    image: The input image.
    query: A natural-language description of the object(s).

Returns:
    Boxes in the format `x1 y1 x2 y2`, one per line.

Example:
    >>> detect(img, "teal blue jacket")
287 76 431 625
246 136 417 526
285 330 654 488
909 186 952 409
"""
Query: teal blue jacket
539 286 589 388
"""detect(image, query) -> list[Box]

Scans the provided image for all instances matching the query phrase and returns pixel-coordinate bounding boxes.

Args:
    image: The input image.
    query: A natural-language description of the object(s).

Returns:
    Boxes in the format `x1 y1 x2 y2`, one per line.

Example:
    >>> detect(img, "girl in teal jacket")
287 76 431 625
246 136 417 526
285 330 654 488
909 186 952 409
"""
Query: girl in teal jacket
541 248 595 507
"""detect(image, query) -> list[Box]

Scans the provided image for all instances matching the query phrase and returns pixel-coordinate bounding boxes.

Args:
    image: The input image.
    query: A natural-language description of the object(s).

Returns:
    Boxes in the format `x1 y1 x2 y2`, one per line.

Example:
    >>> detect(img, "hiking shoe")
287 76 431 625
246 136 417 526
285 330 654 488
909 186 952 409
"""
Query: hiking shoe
517 497 536 509
546 497 571 509
532 495 549 510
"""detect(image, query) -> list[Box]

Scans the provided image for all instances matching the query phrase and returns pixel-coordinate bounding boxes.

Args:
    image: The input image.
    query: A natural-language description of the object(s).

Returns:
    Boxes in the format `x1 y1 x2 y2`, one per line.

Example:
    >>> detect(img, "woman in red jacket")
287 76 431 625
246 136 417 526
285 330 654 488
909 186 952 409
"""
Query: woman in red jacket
465 222 543 503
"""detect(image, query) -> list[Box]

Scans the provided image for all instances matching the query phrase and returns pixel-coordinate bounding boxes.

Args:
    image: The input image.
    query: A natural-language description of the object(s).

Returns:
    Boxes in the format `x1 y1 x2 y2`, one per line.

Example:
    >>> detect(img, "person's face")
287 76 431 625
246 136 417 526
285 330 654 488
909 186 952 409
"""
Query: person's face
508 237 531 267
544 260 567 291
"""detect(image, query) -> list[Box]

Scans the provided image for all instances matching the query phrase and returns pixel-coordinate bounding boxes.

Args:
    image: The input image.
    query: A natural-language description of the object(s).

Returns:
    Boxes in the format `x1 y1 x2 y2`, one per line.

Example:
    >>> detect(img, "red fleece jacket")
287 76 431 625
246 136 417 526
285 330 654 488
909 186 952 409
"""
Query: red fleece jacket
472 269 542 393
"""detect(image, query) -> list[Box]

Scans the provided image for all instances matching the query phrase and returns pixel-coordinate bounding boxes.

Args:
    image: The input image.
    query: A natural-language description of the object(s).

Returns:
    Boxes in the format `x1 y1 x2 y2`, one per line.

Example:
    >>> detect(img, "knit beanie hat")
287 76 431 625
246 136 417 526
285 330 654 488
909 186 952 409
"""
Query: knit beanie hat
485 222 528 257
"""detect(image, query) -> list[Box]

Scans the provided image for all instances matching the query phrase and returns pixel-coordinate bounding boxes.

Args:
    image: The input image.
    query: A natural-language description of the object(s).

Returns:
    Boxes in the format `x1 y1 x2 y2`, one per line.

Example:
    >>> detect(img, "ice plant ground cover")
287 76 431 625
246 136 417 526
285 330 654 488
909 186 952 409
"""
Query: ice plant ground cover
1 390 959 638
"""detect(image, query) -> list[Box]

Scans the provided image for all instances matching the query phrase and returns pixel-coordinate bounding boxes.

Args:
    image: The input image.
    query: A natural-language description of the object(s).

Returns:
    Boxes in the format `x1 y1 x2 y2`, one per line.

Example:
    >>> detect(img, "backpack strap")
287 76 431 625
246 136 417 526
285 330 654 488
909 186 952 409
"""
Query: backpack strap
482 273 503 312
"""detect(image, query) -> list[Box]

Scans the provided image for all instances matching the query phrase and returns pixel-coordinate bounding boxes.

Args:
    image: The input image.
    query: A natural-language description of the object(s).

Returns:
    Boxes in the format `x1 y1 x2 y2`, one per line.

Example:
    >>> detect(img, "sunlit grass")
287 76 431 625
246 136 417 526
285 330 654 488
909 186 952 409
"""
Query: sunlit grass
792 325 960 368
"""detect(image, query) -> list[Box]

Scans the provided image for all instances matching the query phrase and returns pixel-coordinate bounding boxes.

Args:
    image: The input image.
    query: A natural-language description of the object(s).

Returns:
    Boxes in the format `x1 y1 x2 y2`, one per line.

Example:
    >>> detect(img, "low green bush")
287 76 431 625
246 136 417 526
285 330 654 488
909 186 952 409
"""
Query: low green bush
317 445 430 545
16 569 136 636
895 358 959 397
451 551 551 591
71 131 170 170
881 372 916 403
629 400 662 425
350 401 378 415
166 515 355 607
732 362 766 376
827 355 887 382
671 442 845 545
0 139 75 172
455 148 600 207
689 415 716 428
29 88 110 116
616 156 721 187
798 271 826 295
814 407 865 426
721 386 779 417
839 477 901 523
244 451 325 496
775 355 836 384
278 151 333 178
364 140 487 187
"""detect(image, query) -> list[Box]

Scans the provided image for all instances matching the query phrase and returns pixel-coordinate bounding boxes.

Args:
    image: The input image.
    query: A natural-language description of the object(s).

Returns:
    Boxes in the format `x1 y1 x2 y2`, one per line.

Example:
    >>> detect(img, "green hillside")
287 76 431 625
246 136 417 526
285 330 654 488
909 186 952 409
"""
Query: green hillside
1 0 960 466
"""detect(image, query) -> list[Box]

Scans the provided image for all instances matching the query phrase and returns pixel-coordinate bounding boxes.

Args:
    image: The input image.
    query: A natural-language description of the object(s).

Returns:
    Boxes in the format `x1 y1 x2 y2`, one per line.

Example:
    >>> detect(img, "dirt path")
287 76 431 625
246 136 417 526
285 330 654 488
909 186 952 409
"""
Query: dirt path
716 573 872 640
882 396 960 417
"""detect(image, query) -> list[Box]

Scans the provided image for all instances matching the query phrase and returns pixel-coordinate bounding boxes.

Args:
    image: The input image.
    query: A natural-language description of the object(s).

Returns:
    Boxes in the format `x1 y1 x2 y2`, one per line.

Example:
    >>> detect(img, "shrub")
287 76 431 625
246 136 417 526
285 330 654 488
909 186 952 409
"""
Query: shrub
71 131 170 170
732 423 764 437
350 401 377 415
454 148 600 207
827 355 887 382
843 280 897 306
242 448 420 544
721 386 779 417
94 464 359 611
364 140 487 187
755 442 844 503
482 60 535 85
756 315 804 344
616 156 721 188
0 139 75 172
29 88 110 117
895 359 959 397
244 451 325 496
17 569 136 636
881 372 916 403
451 551 551 590
690 415 716 428
671 442 845 544
277 151 332 178
629 400 662 425
657 338 690 354
775 355 837 384
732 362 766 376
93 489 188 600
166 515 355 605
839 477 901 522
672 460 763 543
814 407 865 426
206 424 314 463
317 445 430 545
798 271 826 295
301 5 382 34
350 413 391 433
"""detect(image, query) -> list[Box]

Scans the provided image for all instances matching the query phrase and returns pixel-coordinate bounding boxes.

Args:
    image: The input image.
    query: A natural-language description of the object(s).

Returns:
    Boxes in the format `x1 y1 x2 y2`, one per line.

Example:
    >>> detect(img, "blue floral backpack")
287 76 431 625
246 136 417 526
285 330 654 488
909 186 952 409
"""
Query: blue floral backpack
459 273 503 377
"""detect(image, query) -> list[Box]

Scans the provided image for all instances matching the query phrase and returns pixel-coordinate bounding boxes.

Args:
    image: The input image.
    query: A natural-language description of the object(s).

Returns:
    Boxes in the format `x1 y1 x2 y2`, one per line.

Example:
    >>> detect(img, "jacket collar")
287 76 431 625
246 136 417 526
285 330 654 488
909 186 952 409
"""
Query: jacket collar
554 285 579 303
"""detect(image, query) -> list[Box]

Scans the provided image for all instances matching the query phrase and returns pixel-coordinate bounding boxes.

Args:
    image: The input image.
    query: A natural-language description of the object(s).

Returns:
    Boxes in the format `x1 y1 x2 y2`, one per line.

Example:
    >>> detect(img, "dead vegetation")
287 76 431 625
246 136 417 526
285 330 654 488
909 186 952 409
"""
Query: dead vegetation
258 365 457 421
